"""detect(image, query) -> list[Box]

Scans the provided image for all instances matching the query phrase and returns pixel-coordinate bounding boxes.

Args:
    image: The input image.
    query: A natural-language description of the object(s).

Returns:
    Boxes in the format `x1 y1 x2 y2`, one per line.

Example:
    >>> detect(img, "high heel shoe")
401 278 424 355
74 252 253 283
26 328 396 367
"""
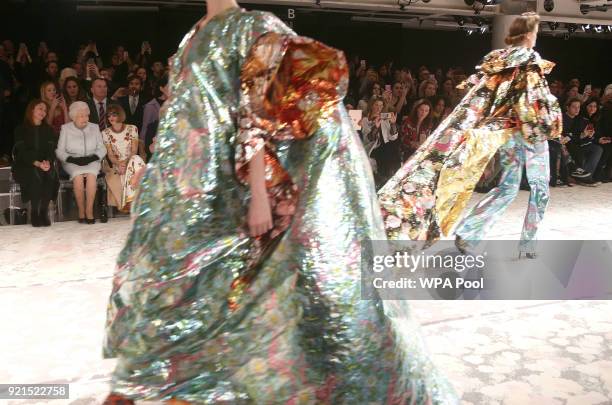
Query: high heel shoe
518 252 537 260
455 235 469 254
78 217 86 224
86 218 96 224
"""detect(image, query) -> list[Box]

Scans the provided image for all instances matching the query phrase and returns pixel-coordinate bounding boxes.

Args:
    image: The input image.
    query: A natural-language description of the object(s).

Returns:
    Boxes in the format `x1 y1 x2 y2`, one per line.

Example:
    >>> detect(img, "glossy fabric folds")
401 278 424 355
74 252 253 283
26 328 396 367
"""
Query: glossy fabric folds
378 46 562 243
103 8 457 404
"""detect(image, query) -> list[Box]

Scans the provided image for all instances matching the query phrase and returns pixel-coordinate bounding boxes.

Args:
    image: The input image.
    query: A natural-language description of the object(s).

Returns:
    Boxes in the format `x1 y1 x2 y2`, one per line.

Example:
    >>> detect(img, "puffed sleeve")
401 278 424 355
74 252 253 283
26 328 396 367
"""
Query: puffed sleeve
514 65 563 143
234 31 348 238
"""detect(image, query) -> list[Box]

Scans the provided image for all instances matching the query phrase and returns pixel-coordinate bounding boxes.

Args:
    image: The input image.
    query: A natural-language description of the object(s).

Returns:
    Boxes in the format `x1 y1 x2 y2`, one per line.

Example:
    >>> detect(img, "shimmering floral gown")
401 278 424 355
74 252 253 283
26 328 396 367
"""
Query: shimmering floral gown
103 8 457 404
379 47 562 250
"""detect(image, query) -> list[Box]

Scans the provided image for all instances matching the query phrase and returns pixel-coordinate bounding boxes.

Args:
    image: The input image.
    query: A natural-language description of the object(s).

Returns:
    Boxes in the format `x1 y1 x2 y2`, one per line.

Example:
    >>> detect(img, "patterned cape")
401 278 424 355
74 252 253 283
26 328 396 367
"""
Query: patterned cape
103 8 457 404
378 46 562 243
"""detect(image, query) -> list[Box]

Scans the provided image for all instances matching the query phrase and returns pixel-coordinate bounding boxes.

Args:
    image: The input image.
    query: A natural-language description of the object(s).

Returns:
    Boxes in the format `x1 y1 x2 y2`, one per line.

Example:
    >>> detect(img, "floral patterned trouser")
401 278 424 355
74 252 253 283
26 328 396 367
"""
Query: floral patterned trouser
454 133 550 253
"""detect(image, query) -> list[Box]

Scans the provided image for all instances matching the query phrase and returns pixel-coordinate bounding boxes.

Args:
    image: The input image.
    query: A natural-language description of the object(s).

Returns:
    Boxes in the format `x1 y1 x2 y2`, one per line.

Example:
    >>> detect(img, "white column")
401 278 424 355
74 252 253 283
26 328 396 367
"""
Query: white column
492 14 516 50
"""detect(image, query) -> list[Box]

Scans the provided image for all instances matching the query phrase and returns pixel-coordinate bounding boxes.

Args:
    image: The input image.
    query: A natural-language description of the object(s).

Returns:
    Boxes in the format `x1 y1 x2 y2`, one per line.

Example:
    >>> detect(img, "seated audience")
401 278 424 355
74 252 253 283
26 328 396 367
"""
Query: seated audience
583 97 612 183
118 75 145 132
141 74 168 161
56 101 107 223
40 81 68 135
12 99 59 226
361 97 400 187
101 105 146 213
62 77 88 106
563 98 603 185
400 98 433 161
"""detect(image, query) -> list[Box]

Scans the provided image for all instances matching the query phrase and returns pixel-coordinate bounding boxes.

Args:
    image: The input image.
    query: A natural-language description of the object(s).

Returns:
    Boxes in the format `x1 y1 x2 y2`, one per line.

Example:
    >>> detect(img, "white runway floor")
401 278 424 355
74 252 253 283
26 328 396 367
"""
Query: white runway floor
2 184 612 404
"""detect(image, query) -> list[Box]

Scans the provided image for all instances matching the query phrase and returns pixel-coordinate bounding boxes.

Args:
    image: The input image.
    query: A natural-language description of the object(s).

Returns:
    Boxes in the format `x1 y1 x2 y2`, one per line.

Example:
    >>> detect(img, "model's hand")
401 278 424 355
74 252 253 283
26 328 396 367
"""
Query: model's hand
248 194 273 237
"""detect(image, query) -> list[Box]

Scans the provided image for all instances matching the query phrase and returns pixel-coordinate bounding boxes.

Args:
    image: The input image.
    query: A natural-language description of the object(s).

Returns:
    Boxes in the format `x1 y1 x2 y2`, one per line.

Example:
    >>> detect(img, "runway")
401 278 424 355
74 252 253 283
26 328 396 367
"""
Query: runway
2 184 612 404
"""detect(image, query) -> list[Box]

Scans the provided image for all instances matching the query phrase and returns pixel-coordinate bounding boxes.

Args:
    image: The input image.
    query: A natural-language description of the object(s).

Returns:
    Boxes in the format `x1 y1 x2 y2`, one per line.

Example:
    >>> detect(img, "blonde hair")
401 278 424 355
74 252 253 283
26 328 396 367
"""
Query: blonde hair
505 12 540 46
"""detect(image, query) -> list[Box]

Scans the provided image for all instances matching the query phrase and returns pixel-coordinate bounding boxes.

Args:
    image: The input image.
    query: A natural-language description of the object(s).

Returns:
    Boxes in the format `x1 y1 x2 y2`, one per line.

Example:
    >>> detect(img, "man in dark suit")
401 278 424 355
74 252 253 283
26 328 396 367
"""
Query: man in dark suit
118 75 146 132
87 78 118 131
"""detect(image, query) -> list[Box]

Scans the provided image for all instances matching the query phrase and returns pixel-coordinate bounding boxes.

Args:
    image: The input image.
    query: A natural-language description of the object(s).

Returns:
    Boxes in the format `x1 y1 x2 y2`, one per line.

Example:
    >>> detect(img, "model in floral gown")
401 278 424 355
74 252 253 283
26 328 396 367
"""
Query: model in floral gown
379 13 562 257
102 1 457 404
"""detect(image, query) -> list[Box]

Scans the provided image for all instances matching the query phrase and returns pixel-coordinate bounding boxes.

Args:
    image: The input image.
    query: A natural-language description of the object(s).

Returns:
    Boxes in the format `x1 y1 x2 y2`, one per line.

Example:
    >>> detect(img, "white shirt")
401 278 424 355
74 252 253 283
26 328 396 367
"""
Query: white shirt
129 94 139 114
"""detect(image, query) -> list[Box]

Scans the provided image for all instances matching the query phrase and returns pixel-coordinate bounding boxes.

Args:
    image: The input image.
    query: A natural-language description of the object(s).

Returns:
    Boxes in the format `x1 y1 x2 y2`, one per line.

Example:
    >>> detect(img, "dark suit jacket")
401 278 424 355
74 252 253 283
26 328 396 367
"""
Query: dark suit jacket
87 97 118 126
118 94 146 133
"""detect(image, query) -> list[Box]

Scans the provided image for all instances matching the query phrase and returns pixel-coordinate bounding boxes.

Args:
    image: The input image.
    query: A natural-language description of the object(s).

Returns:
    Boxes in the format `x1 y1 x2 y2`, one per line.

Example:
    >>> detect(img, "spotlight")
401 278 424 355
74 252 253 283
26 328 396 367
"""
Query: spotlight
607 26 612 33
457 16 466 26
548 21 559 31
480 26 488 34
568 23 577 34
580 4 608 15
582 24 591 32
466 28 475 35
544 0 554 12
594 25 603 33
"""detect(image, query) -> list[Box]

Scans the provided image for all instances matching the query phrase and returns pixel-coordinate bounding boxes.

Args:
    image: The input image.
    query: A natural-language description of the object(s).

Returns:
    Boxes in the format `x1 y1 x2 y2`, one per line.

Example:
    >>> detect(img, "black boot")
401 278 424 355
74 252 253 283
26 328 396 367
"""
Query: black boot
30 200 41 227
99 185 109 223
39 199 51 226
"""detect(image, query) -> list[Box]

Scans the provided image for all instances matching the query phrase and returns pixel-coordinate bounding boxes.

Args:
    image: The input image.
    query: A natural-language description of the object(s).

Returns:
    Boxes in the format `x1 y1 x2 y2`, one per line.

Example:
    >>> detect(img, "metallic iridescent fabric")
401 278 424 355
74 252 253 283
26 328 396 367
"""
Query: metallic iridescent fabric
104 8 457 404
379 46 562 243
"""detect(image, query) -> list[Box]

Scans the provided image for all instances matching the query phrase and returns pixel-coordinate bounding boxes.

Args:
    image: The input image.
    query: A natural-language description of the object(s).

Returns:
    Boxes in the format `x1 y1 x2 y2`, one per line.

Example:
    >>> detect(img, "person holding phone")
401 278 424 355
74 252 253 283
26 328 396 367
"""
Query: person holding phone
39 81 67 135
583 97 612 182
361 97 400 186
564 97 602 185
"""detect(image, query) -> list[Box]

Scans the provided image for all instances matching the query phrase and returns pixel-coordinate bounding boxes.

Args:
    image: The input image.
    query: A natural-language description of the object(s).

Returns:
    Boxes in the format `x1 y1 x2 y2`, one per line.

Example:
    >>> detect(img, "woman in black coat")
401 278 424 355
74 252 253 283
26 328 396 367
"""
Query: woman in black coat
12 99 59 226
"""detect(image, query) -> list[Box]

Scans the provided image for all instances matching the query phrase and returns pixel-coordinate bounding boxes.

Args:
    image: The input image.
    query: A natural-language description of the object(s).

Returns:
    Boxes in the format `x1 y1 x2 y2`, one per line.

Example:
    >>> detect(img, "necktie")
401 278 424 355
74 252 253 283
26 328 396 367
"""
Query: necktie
130 97 137 114
98 101 107 130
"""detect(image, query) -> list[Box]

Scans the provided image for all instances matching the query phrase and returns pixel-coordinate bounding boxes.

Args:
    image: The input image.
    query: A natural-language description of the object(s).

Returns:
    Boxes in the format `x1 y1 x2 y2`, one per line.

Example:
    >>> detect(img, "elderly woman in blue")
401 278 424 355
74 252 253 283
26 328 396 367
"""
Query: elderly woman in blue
56 101 107 224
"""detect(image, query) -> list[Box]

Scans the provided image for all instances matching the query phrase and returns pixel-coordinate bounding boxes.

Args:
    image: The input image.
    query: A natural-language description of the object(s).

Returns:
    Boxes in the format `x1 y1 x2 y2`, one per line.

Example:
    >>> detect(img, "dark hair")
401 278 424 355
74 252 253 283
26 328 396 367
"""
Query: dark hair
153 74 169 99
62 76 87 104
45 60 58 69
106 104 126 123
127 74 143 86
505 12 540 46
565 97 582 109
409 98 433 127
24 99 48 126
581 97 600 121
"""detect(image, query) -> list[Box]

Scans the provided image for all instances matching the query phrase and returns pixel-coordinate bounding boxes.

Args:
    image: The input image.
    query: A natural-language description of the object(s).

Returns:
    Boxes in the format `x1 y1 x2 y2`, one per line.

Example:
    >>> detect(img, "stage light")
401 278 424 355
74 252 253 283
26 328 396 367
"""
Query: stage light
548 21 559 31
607 26 612 33
567 23 577 34
544 0 554 12
466 28 475 35
582 24 591 32
457 16 466 26
594 25 603 33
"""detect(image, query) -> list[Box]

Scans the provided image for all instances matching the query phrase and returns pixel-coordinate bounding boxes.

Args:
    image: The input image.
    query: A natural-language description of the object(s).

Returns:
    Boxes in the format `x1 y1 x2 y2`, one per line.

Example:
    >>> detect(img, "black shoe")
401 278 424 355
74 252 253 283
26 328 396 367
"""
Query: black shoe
100 206 108 223
31 213 41 227
86 218 96 224
571 168 591 179
78 217 86 224
518 252 537 259
39 201 51 226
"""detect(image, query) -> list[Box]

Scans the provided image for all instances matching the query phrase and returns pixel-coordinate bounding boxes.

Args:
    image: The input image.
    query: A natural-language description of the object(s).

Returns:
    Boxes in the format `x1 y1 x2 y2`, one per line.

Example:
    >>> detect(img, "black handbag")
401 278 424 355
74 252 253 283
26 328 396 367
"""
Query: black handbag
3 207 28 225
